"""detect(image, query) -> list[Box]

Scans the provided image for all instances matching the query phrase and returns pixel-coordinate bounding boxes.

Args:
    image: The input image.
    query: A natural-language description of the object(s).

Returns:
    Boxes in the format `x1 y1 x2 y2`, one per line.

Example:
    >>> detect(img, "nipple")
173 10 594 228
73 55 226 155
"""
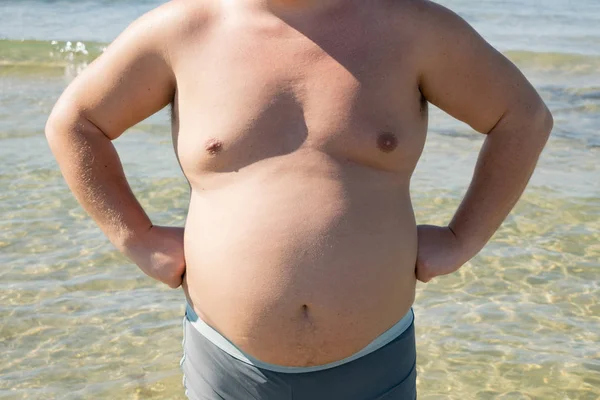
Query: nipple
205 138 223 155
377 132 398 153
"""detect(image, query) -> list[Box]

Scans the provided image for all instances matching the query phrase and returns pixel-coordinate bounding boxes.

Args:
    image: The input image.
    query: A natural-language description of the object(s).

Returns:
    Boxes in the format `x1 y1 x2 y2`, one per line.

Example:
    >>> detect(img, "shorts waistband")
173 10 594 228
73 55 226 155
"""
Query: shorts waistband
185 302 414 374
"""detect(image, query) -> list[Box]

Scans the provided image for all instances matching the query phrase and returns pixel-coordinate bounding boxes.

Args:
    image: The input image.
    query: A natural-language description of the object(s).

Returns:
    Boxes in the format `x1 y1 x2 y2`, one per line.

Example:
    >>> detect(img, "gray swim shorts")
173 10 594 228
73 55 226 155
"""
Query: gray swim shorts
180 304 417 400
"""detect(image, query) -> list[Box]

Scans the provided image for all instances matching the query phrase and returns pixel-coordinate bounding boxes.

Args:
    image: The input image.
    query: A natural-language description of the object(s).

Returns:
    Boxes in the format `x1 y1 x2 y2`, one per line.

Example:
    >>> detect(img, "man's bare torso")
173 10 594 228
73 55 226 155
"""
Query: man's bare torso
176 0 427 366
46 0 552 372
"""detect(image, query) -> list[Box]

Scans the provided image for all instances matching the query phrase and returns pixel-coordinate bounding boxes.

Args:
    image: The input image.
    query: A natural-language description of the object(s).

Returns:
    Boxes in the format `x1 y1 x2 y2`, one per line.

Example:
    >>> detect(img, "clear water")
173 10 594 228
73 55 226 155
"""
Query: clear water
1 1 599 399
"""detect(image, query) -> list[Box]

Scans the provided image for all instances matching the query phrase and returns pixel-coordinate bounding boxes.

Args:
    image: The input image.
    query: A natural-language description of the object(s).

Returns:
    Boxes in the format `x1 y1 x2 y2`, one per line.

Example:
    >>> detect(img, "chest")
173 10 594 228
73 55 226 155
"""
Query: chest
173 15 428 175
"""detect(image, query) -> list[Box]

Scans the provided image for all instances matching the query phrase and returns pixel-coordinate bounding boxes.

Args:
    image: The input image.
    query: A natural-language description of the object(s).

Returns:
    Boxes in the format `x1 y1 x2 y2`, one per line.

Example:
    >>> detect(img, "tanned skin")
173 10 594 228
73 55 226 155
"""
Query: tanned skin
46 0 553 367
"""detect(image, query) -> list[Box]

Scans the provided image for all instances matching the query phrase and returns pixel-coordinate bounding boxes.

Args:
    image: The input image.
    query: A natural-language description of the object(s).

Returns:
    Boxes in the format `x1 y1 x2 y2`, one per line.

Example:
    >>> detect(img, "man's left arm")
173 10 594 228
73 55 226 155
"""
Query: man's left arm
415 2 554 282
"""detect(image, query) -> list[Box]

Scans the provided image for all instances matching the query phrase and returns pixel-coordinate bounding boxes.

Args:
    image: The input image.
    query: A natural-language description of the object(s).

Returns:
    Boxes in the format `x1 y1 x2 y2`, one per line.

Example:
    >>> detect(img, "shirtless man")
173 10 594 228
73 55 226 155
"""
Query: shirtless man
45 0 553 398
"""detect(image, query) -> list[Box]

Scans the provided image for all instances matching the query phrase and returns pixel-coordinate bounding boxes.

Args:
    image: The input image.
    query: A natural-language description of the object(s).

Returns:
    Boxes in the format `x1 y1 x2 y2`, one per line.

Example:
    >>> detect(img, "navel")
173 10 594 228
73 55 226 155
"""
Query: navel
301 304 309 318
205 138 223 155
377 132 398 153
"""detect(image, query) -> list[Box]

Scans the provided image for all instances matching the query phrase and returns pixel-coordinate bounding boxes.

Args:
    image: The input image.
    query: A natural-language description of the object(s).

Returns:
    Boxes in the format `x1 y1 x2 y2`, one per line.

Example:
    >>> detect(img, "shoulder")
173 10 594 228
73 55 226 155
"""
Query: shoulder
121 0 217 58
371 0 477 80
374 0 474 56
158 0 218 34
53 0 220 137
380 0 494 76
379 0 472 34
412 1 480 42
136 1 216 39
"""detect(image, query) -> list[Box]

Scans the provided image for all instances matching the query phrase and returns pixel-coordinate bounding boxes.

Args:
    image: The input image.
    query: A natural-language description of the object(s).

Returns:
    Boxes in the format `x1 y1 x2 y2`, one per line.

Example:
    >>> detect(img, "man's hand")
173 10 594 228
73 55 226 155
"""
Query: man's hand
122 226 186 289
415 224 467 283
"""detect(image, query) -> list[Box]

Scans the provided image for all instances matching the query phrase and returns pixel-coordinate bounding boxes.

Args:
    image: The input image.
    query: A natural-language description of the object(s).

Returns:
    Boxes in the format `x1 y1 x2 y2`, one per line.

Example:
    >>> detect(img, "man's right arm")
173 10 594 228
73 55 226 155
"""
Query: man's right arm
45 3 191 287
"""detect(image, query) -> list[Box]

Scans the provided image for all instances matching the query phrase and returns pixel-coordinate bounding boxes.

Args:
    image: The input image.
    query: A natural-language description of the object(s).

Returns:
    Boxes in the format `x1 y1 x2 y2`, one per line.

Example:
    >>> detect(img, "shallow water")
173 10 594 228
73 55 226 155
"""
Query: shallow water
1 1 599 399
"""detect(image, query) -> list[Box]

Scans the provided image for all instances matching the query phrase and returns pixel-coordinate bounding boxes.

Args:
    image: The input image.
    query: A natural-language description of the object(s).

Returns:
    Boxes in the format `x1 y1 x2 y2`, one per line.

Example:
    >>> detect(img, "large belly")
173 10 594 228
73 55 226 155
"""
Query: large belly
182 152 418 366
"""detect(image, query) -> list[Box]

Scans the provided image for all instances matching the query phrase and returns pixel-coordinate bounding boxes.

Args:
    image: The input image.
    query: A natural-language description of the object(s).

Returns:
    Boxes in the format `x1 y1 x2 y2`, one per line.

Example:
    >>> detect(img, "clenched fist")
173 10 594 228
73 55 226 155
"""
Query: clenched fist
415 224 469 283
122 225 187 288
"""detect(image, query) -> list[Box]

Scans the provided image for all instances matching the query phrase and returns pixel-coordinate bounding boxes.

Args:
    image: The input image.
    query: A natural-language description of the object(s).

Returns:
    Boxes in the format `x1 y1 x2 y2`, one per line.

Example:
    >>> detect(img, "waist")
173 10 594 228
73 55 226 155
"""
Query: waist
182 170 418 365
182 257 417 366
185 301 415 373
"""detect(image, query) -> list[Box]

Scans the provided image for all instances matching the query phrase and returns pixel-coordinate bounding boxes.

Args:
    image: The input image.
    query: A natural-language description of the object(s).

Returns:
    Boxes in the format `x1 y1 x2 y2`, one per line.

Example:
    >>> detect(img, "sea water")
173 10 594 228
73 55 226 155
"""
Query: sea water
1 1 598 398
